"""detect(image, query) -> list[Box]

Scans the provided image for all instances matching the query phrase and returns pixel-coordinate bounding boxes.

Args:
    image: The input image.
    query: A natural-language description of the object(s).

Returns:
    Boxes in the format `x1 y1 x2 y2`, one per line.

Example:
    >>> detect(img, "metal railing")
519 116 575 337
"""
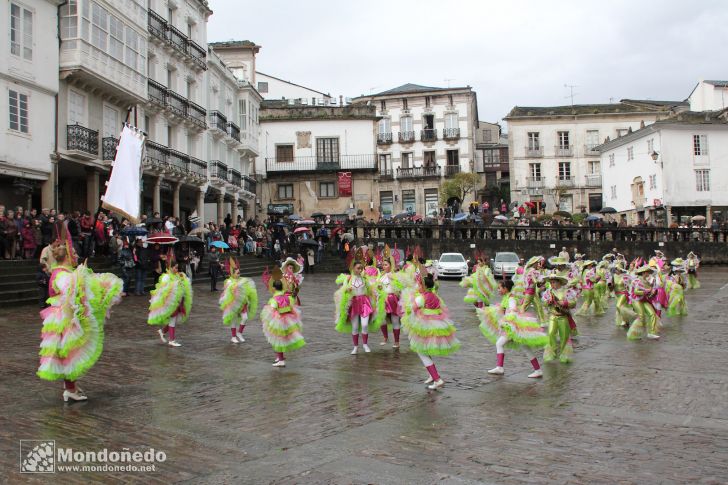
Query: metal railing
584 174 602 187
399 131 415 143
377 133 392 144
67 124 98 156
148 79 166 105
167 89 186 117
556 176 575 188
148 10 166 40
209 160 228 180
147 10 206 70
102 137 118 161
398 166 440 178
443 127 460 139
226 121 241 142
166 24 188 54
526 176 544 189
187 39 206 70
229 168 242 187
147 80 205 128
421 129 437 142
145 141 169 167
379 169 394 180
169 149 190 174
555 145 573 156
525 146 543 157
189 157 207 178
187 100 206 129
265 154 377 173
444 164 461 176
243 175 257 193
210 111 227 131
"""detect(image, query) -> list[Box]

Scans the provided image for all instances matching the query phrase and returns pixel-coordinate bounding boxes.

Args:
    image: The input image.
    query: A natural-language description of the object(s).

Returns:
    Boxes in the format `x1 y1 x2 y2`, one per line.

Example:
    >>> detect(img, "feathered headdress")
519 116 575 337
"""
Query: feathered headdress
375 246 383 266
349 247 365 273
227 256 238 276
268 266 287 293
393 243 401 266
383 244 396 271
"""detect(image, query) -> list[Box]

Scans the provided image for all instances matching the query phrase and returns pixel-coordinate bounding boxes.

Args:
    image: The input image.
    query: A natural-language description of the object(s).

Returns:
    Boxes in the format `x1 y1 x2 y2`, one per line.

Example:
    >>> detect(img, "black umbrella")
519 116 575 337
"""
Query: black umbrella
553 211 572 218
600 207 617 214
299 239 319 247
145 217 163 225
176 235 205 245
120 226 147 237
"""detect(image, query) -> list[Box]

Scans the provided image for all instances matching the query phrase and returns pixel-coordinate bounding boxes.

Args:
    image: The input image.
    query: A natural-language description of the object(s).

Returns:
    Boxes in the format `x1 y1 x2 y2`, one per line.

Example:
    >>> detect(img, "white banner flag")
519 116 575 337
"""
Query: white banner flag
101 125 145 223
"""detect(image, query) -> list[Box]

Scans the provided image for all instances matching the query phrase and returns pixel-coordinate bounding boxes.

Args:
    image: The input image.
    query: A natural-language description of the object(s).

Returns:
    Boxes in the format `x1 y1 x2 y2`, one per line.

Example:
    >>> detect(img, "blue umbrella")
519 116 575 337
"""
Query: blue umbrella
210 240 230 249
585 215 602 222
120 226 147 237
288 214 302 221
452 213 469 222
274 222 287 227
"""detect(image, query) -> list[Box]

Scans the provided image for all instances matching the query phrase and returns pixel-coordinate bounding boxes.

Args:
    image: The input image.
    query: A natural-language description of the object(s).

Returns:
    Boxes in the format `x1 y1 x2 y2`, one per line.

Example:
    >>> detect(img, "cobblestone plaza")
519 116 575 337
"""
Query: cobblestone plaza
2 268 728 483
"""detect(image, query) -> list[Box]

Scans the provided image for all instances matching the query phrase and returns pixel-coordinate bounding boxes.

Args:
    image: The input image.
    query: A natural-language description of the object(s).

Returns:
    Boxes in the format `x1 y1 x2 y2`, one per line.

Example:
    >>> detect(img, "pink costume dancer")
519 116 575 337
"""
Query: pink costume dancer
281 257 304 305
148 253 193 347
335 254 375 354
373 246 403 348
648 258 669 318
261 267 305 367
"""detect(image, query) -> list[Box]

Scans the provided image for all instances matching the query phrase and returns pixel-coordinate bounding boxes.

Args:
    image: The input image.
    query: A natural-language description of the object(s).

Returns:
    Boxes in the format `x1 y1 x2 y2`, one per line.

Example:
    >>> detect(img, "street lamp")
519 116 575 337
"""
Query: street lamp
650 150 662 168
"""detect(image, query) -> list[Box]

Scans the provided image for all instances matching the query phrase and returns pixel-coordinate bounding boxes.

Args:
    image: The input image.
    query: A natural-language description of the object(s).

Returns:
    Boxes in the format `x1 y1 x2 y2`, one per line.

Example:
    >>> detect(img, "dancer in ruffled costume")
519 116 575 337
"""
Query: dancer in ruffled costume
613 263 636 328
335 251 375 354
666 260 688 318
261 267 305 367
519 256 547 324
401 272 460 390
685 251 701 289
38 239 123 402
576 260 604 315
626 266 661 340
363 247 380 279
594 259 612 307
461 253 497 309
373 246 404 349
281 257 304 305
541 274 578 363
548 256 580 337
478 279 546 378
219 257 258 343
148 251 192 347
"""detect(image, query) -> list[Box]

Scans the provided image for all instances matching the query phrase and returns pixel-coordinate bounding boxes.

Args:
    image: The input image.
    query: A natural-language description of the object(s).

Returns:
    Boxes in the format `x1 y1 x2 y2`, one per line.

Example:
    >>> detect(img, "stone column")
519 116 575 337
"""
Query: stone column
217 193 224 225
231 194 239 224
196 188 205 225
41 178 54 211
85 167 100 213
665 205 672 227
706 204 712 224
152 176 162 214
172 182 181 218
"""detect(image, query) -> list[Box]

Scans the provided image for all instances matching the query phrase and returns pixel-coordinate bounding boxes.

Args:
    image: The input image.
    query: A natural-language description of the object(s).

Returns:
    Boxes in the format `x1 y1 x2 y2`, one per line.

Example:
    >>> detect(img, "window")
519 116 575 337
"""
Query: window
380 100 386 111
609 153 615 167
484 149 500 167
610 185 617 199
187 22 192 39
378 118 391 134
446 149 459 166
8 90 29 133
586 130 599 148
589 193 603 213
257 82 268 93
401 152 411 169
380 191 393 217
588 160 600 174
557 131 570 148
102 105 118 137
109 14 124 60
423 114 434 130
693 134 708 155
616 128 629 137
559 194 573 212
186 79 193 100
648 174 657 190
424 188 438 217
402 190 416 212
529 163 541 179
423 150 436 167
167 7 174 23
167 125 173 148
696 170 710 191
278 184 293 200
316 138 339 162
379 154 391 171
425 96 431 108
400 115 413 133
60 1 77 41
445 113 458 129
402 98 408 110
527 132 540 150
627 146 634 161
239 99 247 130
319 182 336 198
558 162 571 180
91 2 108 51
10 3 32 60
647 138 654 154
276 144 294 162
68 90 86 124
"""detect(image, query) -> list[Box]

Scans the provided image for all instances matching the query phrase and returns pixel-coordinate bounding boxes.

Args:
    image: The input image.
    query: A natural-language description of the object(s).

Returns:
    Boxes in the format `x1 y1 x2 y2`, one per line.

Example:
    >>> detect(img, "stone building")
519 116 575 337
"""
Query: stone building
474 121 510 206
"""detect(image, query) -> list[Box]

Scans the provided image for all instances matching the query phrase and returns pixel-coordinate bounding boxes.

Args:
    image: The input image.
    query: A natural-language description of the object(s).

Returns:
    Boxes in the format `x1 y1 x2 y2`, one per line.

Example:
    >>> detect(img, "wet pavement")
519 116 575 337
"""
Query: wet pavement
2 268 728 484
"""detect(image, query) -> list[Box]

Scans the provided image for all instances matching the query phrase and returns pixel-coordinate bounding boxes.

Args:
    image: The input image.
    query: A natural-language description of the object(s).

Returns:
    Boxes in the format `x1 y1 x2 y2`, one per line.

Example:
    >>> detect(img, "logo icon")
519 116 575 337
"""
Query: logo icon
20 440 55 473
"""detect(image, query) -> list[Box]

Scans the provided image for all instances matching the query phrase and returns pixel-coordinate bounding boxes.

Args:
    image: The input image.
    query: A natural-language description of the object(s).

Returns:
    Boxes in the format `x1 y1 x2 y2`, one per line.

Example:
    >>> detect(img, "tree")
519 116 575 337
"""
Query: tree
439 172 481 206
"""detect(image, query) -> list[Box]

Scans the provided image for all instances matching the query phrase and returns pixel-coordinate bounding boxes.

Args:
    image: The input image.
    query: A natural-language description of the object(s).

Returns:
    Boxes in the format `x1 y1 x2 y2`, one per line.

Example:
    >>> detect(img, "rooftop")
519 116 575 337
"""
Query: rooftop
505 99 686 119
704 80 728 87
209 40 261 52
354 83 472 100
256 71 330 97
260 101 379 122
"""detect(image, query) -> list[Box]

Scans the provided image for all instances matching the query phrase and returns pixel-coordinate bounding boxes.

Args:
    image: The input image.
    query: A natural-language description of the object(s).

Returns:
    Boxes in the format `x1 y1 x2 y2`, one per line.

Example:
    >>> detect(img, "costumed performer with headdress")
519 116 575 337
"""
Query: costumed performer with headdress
373 245 404 349
38 231 124 402
401 270 460 390
576 260 604 315
461 251 497 309
281 257 304 305
626 265 661 340
219 256 258 343
666 259 688 318
541 273 578 363
335 249 375 354
148 249 192 347
260 266 305 367
613 262 636 328
519 256 547 324
477 278 546 378
686 251 700 289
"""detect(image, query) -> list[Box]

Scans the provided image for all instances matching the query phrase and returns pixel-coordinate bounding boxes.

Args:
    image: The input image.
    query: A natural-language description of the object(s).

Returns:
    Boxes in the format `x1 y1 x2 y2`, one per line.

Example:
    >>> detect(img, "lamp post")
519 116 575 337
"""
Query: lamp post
650 150 668 226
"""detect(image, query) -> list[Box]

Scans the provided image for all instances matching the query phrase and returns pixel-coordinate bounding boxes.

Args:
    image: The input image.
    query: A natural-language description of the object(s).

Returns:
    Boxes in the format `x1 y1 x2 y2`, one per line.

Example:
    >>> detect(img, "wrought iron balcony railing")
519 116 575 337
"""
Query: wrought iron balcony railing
187 40 206 70
210 111 227 131
167 24 188 55
102 136 118 161
444 164 461 176
67 124 99 156
145 140 169 167
421 129 437 142
187 100 206 129
525 146 543 157
189 157 207 178
443 128 460 140
230 168 242 187
398 131 415 143
397 166 440 179
167 89 186 117
243 175 257 193
148 79 167 106
379 169 394 180
226 121 241 142
169 149 190 174
556 176 575 188
147 10 206 70
209 160 228 180
554 145 574 157
377 133 393 144
148 10 166 40
265 154 377 173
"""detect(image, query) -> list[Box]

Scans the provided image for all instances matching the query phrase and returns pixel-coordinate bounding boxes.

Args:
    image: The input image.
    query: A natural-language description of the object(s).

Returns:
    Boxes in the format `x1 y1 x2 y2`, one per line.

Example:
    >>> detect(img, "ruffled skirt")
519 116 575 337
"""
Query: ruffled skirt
261 304 306 353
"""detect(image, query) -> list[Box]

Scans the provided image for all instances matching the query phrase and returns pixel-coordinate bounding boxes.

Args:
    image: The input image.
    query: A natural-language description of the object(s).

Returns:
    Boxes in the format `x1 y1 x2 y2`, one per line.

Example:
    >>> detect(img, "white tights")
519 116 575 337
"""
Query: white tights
390 315 401 330
168 315 178 328
418 353 433 367
495 335 535 360
351 315 370 335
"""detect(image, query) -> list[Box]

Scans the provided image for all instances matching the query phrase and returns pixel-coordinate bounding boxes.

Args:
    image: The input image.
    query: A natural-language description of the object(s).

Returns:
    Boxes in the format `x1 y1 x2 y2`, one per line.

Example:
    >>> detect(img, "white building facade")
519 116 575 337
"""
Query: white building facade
599 110 728 225
255 71 330 102
353 84 479 218
0 0 60 210
504 100 684 215
688 80 728 111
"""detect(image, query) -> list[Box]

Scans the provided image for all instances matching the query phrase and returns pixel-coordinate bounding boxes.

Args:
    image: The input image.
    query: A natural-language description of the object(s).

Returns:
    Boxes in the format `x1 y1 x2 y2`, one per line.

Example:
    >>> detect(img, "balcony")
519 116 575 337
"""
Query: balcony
379 169 394 180
554 145 574 157
265 154 377 174
210 111 227 133
167 90 187 118
226 121 241 142
443 128 460 140
189 157 207 180
556 176 575 188
397 166 441 179
526 177 544 189
243 175 257 194
229 169 242 188
377 133 393 145
444 164 461 176
421 129 437 142
584 174 602 187
399 131 415 143
147 80 206 130
209 161 228 182
145 141 170 168
187 101 206 129
148 79 166 106
169 149 190 175
102 137 118 162
525 146 543 157
584 144 600 155
148 10 206 71
66 124 99 159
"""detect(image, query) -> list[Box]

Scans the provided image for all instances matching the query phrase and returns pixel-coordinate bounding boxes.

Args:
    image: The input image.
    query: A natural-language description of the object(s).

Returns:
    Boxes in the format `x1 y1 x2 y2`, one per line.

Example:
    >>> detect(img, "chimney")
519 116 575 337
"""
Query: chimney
340 95 344 106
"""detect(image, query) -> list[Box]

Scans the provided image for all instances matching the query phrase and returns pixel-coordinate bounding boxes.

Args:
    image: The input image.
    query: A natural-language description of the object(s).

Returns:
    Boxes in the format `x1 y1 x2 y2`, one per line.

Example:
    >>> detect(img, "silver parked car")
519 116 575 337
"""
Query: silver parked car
491 252 520 278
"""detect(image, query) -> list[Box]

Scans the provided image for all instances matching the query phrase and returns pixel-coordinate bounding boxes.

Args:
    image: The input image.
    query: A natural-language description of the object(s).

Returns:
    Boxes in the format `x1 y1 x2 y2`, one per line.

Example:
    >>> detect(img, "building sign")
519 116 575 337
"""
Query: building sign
338 172 352 197
380 191 393 217
267 203 294 214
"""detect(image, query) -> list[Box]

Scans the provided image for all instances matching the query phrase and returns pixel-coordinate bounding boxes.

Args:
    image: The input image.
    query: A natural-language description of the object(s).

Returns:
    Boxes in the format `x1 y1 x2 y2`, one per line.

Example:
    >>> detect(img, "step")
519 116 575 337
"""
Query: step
0 280 37 291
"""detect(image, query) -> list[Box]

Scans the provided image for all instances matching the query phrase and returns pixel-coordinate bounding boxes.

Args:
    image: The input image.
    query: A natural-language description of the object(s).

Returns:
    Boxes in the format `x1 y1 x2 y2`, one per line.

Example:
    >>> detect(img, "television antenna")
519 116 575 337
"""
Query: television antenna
564 84 579 105
444 78 455 88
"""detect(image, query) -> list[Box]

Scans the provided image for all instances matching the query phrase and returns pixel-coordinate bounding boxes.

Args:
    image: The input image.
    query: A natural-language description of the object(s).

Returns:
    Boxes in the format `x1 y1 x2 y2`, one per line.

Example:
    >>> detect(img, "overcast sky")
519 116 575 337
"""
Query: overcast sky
208 0 728 125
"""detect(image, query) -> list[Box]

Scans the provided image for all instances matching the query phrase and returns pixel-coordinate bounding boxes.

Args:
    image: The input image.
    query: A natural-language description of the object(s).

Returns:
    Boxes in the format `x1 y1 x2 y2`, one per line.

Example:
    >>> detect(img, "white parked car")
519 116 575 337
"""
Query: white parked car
491 252 520 278
435 253 469 279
